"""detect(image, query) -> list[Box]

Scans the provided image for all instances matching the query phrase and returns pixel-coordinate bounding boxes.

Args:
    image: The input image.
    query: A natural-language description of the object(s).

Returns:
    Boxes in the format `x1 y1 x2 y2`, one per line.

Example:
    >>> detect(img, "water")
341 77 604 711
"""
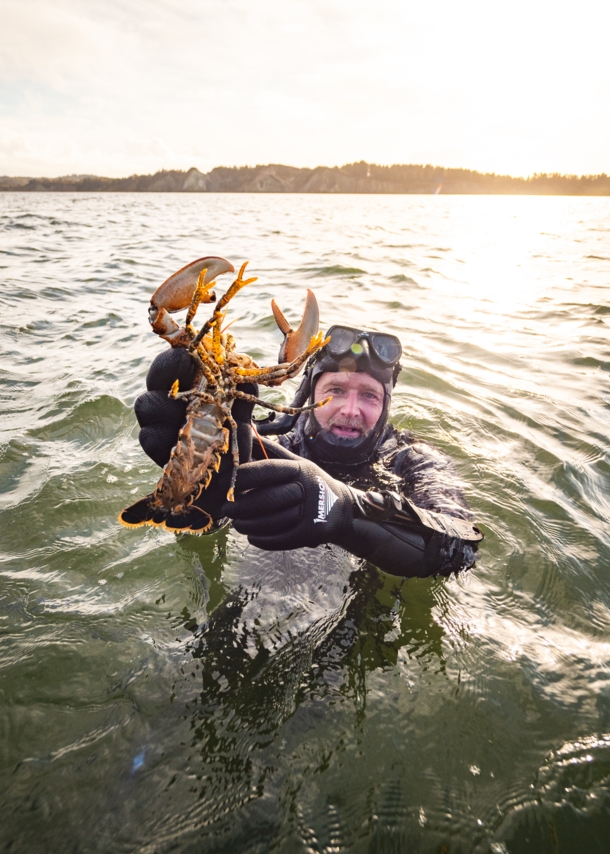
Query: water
1 192 609 853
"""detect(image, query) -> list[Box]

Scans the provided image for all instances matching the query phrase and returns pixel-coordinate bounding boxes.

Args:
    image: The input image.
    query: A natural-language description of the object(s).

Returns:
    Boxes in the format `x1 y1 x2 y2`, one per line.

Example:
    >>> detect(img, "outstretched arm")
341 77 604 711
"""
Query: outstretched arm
224 441 482 578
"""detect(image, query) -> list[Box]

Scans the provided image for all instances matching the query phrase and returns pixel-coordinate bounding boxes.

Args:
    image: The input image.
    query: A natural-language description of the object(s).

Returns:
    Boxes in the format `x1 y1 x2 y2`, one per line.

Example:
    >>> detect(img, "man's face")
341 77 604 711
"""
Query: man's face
313 371 385 439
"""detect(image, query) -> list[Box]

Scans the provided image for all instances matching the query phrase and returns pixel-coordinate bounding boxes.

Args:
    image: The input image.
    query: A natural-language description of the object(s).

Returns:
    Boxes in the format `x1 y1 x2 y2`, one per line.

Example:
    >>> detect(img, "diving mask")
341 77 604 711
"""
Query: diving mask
325 326 402 367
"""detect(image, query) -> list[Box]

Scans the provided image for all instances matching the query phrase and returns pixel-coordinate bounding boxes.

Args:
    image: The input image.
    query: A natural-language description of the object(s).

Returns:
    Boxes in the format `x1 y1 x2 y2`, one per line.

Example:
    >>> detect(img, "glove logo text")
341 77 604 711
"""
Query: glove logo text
314 477 339 523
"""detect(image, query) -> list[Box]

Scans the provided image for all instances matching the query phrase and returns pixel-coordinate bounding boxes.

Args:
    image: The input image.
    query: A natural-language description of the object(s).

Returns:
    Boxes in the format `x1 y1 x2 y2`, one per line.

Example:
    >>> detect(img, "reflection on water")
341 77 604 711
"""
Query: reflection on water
175 557 448 847
1 192 609 853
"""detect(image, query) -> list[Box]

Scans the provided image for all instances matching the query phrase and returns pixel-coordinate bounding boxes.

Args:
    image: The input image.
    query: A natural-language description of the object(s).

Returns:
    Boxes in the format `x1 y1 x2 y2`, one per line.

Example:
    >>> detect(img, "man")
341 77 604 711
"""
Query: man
135 325 482 578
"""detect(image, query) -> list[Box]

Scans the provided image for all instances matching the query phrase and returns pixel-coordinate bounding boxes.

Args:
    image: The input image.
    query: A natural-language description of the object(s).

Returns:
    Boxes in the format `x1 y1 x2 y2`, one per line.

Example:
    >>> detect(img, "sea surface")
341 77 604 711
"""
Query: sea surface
1 192 609 854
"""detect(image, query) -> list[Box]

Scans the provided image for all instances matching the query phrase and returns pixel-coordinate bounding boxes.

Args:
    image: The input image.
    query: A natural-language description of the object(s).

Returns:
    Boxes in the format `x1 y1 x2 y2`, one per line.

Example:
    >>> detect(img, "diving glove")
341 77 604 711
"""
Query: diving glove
225 454 356 550
135 348 198 467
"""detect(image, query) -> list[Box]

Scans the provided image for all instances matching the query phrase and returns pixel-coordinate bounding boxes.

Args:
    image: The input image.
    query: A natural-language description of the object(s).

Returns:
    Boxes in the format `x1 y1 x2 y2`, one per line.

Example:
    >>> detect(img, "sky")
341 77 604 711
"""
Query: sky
1 0 609 178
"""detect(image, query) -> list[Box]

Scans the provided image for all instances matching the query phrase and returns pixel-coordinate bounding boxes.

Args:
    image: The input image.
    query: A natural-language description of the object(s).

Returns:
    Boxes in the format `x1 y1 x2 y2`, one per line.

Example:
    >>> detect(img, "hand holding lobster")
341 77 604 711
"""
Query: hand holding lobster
120 258 329 534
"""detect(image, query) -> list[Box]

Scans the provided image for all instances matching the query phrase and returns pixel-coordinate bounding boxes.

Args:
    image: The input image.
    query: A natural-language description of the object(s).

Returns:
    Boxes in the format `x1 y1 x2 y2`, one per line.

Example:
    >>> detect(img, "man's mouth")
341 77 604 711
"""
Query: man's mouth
328 418 366 439
330 425 361 438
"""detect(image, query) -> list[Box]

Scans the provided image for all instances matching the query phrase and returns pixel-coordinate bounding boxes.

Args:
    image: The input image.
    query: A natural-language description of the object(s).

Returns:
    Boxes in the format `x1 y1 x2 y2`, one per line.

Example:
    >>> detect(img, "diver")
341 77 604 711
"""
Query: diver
133 325 483 578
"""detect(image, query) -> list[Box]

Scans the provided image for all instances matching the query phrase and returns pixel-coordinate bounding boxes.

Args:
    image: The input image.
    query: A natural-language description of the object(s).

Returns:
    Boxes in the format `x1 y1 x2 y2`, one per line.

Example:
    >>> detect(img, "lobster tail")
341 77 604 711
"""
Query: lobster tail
119 495 157 528
119 495 214 534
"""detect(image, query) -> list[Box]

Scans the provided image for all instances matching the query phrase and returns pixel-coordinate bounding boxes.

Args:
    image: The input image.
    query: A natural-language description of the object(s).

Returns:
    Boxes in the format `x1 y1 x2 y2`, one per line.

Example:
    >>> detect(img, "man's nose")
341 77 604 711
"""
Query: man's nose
338 390 360 417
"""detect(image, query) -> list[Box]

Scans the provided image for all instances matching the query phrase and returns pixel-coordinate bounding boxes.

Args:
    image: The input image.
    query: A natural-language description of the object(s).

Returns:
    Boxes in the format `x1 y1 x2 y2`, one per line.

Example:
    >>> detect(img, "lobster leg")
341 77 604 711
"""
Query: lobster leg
226 411 240 502
186 269 216 326
233 390 330 415
216 262 258 312
195 341 222 383
235 331 328 383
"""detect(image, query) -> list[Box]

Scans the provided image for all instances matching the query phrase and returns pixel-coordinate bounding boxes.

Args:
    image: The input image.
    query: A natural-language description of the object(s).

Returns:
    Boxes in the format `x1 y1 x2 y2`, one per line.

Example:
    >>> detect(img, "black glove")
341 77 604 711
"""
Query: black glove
224 445 357 550
133 347 256 528
135 348 198 467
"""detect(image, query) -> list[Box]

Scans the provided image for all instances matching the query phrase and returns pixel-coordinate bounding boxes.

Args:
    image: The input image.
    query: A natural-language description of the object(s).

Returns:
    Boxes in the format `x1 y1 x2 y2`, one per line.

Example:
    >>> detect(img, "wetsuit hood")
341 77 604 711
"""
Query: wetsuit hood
303 340 401 468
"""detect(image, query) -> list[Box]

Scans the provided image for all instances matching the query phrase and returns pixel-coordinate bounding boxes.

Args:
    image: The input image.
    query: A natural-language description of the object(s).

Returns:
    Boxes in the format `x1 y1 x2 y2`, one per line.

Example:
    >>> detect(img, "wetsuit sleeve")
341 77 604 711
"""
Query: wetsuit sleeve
337 482 480 577
347 517 476 578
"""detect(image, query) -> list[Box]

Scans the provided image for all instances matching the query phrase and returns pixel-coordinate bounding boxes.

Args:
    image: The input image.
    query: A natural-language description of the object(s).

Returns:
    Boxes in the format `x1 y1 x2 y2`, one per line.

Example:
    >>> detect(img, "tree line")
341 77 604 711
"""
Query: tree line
1 162 609 194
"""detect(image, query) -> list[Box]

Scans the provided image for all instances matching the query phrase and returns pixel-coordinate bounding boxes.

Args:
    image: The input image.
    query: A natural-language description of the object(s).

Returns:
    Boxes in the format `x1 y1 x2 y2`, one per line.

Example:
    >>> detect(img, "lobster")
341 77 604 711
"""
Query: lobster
119 256 328 534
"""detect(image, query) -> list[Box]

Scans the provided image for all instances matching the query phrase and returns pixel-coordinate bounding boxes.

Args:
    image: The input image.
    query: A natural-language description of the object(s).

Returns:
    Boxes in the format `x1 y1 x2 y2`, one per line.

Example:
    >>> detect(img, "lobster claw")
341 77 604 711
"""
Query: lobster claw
271 289 320 363
148 256 235 343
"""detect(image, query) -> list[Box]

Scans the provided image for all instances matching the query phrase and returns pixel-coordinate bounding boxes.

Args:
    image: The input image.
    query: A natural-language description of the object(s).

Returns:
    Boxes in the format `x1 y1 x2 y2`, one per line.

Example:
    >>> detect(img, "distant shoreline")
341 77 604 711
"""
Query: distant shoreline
1 162 609 195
